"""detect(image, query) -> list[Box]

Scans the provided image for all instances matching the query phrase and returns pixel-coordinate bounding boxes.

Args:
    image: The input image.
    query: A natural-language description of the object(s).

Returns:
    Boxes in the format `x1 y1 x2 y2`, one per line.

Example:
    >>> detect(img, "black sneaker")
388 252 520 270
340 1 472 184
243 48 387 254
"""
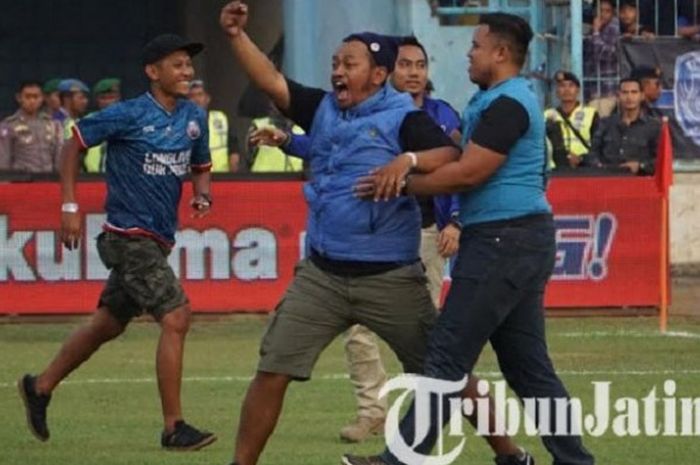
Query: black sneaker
161 420 217 451
341 455 388 465
495 450 535 465
17 374 51 441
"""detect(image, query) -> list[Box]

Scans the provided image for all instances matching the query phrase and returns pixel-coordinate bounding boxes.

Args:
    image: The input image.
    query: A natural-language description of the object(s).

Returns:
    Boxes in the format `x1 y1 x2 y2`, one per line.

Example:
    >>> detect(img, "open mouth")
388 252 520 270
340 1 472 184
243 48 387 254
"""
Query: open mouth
333 80 349 102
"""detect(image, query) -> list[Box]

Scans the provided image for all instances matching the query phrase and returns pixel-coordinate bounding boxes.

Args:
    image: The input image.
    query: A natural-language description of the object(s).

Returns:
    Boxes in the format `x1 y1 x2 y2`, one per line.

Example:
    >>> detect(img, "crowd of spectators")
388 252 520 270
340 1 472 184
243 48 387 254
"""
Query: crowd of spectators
2 0 691 177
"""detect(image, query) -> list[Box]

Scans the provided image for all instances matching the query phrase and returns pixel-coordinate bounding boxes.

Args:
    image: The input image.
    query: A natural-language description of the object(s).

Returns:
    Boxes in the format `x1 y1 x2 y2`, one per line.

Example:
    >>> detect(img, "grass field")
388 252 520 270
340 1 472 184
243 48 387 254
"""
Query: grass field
2 315 700 465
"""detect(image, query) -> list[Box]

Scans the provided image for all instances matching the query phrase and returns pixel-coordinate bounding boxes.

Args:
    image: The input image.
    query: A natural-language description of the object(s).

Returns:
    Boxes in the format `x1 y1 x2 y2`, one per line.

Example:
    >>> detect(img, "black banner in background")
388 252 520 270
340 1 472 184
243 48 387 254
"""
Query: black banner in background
620 37 700 160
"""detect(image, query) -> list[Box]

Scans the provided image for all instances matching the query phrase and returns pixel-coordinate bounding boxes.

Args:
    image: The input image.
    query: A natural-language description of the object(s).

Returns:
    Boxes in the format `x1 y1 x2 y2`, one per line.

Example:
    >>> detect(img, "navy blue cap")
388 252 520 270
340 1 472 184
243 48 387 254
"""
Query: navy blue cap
142 34 204 66
58 79 89 94
343 32 399 73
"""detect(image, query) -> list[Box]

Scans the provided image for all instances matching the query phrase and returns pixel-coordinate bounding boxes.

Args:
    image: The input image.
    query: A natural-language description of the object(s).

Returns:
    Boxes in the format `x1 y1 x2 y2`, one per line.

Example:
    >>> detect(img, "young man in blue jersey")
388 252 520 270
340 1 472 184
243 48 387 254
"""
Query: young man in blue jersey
18 34 216 451
220 3 533 465
348 13 595 465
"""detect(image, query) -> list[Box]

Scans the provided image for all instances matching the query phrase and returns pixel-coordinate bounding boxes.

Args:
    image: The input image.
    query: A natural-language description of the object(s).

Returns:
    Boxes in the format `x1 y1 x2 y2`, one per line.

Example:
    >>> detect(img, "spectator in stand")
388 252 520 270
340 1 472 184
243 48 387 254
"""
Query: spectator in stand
619 0 655 37
589 77 660 175
188 80 242 172
0 81 63 173
677 0 700 39
584 0 620 117
637 0 695 36
58 79 90 140
43 78 64 123
630 65 663 117
83 79 122 172
545 71 599 169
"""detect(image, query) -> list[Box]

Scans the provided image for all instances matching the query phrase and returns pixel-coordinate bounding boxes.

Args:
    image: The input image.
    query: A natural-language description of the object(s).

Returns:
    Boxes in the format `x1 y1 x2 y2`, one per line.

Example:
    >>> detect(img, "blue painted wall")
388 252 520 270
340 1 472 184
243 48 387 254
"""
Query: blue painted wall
283 0 477 113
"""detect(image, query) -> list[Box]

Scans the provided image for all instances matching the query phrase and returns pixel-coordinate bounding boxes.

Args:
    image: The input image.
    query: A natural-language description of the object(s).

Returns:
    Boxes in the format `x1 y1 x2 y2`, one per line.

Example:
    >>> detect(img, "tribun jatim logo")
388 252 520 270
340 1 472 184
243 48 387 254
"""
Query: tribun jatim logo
552 213 618 281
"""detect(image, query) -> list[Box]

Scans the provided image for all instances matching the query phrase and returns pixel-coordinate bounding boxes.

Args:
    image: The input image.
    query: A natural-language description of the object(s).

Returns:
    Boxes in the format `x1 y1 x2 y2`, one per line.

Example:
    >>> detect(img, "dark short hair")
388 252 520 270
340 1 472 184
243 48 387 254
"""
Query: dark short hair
17 81 43 93
619 0 637 9
619 77 642 90
599 0 616 8
399 36 428 62
478 13 533 67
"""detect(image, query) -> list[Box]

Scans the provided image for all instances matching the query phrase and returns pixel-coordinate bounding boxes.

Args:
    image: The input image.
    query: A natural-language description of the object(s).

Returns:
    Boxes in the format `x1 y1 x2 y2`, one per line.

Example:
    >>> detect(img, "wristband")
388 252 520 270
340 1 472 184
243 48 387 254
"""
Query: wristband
404 151 418 168
61 202 79 213
192 193 213 207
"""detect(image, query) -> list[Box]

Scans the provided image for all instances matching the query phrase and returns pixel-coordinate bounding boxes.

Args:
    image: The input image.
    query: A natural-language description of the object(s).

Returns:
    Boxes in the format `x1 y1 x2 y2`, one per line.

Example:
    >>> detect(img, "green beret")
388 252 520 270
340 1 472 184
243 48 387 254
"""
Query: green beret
93 78 121 96
43 78 63 94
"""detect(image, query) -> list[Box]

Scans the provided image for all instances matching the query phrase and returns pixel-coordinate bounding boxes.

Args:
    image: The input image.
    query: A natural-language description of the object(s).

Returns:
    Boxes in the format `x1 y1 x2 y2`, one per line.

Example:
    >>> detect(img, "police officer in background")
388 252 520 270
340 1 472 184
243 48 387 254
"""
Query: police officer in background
0 81 63 173
188 80 242 172
83 78 122 173
544 71 599 169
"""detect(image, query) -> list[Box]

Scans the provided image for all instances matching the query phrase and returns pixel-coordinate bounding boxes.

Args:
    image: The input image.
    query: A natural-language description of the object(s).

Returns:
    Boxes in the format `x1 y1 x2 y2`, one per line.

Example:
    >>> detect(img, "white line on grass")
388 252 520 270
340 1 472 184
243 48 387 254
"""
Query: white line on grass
559 330 700 339
3 369 700 389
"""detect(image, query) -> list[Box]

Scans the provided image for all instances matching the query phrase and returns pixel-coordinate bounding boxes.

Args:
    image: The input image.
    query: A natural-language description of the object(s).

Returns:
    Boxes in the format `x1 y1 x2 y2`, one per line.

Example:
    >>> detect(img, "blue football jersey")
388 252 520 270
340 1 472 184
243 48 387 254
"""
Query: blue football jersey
422 97 461 137
75 93 211 244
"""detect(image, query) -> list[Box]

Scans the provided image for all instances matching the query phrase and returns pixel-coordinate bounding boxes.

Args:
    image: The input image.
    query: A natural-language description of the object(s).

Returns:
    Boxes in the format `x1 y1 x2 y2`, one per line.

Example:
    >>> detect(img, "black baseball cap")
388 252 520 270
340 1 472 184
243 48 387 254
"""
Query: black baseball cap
142 34 204 66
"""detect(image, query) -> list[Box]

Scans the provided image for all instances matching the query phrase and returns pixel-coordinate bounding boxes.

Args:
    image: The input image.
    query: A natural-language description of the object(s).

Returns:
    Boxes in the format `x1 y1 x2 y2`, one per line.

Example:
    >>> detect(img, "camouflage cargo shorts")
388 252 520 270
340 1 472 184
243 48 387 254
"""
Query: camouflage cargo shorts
96 231 188 324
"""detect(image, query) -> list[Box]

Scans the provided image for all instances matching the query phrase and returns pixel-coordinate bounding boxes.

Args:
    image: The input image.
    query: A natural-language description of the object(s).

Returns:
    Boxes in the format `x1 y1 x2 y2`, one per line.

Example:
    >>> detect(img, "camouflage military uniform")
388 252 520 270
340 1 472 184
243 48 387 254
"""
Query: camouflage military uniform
0 111 63 172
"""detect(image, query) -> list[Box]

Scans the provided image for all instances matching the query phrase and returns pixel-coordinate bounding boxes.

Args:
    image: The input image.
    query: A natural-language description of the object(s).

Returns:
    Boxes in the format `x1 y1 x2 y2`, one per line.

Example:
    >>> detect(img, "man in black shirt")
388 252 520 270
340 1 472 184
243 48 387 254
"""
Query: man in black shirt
219 3 531 465
630 65 663 118
590 78 661 175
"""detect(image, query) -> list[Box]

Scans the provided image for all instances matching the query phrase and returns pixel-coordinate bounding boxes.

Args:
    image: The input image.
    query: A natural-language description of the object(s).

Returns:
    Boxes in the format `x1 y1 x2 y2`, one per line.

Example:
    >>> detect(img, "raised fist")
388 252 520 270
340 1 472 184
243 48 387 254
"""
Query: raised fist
220 1 249 38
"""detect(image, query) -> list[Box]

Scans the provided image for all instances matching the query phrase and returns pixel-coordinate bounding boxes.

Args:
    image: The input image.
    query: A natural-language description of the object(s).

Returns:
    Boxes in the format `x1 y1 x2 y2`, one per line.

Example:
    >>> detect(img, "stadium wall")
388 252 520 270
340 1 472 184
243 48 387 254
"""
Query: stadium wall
670 174 700 270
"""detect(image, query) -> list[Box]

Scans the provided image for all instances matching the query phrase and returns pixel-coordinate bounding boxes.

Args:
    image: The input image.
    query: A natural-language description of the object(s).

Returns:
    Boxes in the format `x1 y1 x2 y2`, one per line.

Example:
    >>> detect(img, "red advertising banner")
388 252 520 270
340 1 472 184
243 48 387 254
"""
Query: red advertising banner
544 176 661 308
0 181 307 314
0 177 663 314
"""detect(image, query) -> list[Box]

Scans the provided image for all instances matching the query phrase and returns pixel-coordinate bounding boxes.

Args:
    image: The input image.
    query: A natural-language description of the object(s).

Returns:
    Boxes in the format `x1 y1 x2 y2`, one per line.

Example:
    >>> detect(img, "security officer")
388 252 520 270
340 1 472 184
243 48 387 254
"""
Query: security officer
188 80 241 172
83 78 122 172
58 79 90 141
0 81 63 173
247 110 304 173
544 71 599 168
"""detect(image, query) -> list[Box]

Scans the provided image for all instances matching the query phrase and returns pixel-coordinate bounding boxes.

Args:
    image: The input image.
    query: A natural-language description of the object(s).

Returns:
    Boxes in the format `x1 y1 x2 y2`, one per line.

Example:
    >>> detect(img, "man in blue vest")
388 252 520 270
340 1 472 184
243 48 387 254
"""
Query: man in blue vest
347 13 595 465
248 35 464 445
219 3 534 465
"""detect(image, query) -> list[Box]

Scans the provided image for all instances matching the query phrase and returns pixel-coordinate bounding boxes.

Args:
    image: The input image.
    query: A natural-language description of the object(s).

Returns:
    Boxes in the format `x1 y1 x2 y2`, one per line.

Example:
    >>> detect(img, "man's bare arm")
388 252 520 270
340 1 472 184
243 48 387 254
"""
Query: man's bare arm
220 2 291 111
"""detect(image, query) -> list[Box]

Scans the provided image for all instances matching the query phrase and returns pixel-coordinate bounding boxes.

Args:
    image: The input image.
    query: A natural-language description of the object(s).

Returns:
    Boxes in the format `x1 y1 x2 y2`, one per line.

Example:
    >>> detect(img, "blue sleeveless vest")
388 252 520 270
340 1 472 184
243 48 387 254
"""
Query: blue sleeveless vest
304 85 419 261
459 77 551 225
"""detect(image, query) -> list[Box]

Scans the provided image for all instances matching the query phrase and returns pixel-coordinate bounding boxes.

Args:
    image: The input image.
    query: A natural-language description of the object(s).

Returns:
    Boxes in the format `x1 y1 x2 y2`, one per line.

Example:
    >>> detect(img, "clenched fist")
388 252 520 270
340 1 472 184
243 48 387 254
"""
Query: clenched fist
220 1 249 38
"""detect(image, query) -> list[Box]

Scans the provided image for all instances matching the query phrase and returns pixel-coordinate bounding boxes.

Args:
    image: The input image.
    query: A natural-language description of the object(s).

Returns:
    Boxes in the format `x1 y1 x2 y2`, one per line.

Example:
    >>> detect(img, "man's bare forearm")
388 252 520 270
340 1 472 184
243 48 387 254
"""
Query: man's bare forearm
192 171 212 196
59 138 83 203
228 32 290 111
414 146 461 173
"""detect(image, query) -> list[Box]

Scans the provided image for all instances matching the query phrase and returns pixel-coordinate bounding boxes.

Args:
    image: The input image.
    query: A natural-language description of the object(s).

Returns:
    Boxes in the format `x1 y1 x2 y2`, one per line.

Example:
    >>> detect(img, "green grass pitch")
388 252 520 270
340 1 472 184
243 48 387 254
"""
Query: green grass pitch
2 315 700 465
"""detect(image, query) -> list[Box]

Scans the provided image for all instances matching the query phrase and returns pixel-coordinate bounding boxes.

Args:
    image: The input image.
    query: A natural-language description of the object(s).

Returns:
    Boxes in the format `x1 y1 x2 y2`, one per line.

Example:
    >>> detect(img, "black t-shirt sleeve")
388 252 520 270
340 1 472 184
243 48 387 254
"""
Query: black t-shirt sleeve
398 111 458 152
470 96 529 155
284 78 327 133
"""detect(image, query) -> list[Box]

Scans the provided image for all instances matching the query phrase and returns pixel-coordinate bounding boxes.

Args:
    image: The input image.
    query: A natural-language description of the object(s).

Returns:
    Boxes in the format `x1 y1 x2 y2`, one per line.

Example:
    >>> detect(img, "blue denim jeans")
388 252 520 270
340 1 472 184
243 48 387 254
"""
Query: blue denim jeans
382 214 595 465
